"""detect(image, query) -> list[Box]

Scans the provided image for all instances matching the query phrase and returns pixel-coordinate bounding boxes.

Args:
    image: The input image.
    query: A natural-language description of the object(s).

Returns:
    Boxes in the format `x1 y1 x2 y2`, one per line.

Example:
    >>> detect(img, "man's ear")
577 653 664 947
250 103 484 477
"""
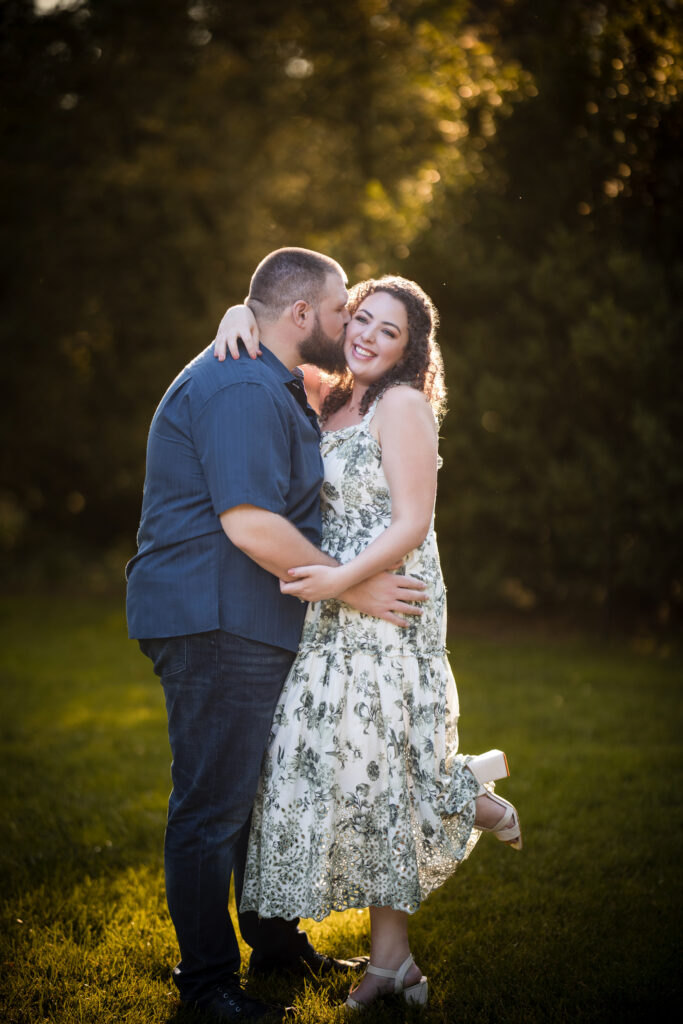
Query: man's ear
291 299 310 329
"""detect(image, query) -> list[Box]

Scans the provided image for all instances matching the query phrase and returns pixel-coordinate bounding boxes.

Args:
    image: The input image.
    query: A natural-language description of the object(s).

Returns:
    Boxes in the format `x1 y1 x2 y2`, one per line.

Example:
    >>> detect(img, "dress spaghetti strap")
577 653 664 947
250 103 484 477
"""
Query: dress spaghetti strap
362 389 387 426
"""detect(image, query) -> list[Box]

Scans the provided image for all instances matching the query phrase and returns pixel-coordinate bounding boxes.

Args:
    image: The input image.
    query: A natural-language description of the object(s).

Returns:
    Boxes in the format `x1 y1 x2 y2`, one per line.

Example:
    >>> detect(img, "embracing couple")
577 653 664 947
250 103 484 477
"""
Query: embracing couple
126 248 521 1023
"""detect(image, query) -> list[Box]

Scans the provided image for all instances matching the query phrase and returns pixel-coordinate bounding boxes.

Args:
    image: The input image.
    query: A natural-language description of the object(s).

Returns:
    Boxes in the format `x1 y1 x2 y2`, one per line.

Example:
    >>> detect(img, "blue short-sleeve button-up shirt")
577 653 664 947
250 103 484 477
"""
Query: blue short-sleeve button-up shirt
126 343 323 651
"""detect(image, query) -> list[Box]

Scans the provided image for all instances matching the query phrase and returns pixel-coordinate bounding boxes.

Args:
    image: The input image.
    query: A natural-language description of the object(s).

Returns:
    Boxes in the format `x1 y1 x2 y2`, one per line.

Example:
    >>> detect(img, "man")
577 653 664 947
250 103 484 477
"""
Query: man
126 248 426 1022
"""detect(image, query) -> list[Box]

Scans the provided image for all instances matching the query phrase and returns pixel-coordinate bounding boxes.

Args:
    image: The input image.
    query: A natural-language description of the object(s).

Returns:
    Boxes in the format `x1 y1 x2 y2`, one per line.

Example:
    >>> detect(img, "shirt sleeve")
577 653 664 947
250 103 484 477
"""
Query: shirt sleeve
193 382 291 517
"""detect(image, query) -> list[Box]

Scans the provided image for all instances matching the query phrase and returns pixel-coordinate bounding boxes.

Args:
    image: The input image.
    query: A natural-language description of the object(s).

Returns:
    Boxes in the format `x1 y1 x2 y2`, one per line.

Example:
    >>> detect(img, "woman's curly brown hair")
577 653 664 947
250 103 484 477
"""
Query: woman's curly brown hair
319 275 447 425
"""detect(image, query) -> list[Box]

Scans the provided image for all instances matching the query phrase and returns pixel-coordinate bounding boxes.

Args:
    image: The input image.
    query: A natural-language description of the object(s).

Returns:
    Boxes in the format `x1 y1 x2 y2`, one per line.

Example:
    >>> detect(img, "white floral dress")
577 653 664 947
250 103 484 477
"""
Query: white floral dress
241 397 482 920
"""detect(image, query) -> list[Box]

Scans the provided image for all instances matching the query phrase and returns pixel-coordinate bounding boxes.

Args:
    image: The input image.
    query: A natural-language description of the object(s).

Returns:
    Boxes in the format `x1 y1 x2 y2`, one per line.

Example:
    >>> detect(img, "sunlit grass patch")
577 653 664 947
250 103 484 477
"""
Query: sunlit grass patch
1 595 680 1022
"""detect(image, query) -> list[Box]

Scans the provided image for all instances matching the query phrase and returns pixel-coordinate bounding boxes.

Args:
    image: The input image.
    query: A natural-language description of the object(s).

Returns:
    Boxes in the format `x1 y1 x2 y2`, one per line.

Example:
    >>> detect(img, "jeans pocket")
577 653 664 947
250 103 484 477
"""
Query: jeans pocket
139 636 188 678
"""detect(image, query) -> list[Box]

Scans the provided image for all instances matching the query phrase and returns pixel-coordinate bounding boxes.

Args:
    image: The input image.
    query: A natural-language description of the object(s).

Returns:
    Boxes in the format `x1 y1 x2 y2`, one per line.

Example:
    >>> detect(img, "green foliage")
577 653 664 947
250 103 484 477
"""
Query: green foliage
409 0 683 618
0 0 681 620
1 596 681 1021
423 227 683 619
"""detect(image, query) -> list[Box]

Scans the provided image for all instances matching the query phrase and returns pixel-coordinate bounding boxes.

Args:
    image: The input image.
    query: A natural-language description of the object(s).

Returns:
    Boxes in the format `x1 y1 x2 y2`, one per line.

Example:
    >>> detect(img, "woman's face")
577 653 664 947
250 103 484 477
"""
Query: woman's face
344 290 409 386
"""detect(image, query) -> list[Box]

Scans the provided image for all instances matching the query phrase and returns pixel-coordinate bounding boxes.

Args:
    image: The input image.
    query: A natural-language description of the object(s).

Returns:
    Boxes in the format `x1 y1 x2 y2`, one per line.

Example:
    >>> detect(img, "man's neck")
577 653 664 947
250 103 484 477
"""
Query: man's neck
258 326 301 371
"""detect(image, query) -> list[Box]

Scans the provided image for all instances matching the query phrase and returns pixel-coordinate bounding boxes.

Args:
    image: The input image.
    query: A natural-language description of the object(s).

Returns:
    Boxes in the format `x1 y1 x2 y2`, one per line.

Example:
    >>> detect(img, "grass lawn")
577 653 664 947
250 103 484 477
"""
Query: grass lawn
1 593 681 1023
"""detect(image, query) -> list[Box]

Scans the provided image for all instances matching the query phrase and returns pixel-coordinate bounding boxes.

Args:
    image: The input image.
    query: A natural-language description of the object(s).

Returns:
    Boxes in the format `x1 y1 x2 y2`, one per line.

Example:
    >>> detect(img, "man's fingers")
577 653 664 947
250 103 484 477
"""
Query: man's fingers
393 587 427 603
392 602 422 616
396 574 427 590
380 612 410 627
377 599 424 625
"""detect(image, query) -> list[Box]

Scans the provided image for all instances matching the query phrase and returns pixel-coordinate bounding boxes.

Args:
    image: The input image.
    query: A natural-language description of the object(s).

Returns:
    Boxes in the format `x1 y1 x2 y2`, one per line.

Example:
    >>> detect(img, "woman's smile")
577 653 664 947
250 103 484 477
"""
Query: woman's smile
350 341 376 360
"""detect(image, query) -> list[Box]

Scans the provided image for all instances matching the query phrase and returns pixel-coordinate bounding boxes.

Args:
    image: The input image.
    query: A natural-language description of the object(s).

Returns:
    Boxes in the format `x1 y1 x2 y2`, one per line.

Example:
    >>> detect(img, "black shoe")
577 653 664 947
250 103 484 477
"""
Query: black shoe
193 981 292 1022
249 948 369 978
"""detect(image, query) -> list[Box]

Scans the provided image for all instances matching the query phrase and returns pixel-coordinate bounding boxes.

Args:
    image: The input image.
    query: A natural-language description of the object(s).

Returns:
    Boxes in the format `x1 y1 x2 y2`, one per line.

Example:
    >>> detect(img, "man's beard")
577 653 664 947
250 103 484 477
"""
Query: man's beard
298 312 347 373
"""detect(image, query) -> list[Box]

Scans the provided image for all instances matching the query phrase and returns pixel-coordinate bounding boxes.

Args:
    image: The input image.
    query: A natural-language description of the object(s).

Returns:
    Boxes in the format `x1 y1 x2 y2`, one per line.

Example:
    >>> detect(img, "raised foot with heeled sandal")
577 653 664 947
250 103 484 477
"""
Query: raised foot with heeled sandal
467 748 523 850
344 954 428 1012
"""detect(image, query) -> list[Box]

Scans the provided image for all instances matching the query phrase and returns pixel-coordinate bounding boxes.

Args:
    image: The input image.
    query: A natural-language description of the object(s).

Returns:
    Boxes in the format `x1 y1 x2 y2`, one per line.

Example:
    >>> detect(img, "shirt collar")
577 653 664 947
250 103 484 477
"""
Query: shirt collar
260 345 319 428
259 343 301 385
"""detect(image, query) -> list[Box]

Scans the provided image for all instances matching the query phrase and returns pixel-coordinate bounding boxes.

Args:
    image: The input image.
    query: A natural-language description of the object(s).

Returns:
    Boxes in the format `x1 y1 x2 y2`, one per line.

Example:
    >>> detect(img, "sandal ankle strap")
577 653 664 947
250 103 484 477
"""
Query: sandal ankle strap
366 954 414 992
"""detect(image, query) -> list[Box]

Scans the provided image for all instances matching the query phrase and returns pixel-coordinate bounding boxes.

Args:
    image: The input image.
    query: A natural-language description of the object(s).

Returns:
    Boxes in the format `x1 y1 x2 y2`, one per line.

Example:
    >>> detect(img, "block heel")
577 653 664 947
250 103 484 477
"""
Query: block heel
467 749 510 789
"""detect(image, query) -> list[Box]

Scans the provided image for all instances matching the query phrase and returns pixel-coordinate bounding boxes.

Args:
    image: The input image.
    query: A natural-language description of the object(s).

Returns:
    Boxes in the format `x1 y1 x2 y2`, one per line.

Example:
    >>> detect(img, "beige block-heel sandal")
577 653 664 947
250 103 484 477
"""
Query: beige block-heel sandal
468 749 523 850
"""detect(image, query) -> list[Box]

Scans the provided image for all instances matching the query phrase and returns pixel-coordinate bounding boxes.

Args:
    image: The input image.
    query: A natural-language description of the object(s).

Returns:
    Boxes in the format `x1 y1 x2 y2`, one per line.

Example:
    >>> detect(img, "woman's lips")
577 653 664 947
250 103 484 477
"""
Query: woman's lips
351 343 374 360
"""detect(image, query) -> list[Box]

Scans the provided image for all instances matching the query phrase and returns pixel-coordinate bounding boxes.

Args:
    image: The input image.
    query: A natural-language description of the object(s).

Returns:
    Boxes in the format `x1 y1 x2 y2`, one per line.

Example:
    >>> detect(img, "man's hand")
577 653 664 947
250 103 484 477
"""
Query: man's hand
213 304 261 361
340 571 428 626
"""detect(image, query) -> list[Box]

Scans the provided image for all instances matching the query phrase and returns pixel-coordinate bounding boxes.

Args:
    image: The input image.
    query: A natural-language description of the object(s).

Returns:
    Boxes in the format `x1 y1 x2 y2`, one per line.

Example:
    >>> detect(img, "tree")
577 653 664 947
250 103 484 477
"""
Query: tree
1 0 680 624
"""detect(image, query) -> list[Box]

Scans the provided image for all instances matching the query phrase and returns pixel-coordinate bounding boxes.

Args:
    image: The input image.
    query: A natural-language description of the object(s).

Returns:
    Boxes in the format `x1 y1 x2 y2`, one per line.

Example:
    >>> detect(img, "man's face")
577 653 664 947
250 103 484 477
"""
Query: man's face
298 273 350 372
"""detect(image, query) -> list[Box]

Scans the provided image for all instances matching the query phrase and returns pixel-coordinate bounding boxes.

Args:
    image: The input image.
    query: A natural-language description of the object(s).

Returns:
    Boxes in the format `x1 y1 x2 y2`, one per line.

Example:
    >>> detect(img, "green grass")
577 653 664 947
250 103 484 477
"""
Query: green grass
1 594 681 1023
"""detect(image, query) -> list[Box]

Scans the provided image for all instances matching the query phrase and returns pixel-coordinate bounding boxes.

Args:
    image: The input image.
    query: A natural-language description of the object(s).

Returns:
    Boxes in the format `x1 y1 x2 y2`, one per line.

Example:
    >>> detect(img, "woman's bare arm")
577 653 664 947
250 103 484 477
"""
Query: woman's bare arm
213 304 261 360
280 387 438 602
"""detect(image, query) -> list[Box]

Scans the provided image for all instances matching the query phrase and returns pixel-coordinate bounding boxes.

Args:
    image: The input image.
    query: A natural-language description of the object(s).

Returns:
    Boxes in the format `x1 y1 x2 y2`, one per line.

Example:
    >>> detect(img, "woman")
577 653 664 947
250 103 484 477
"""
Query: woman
215 276 521 1011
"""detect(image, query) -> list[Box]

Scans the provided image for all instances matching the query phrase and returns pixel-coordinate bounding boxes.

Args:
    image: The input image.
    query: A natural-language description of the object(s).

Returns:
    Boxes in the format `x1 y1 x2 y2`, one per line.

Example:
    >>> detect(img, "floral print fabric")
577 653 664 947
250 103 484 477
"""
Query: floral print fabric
240 398 482 921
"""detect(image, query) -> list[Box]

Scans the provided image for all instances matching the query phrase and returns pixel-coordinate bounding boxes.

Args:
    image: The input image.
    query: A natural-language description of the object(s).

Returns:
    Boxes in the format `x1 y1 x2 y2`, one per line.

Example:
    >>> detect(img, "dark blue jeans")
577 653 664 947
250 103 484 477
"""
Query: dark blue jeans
140 630 313 1004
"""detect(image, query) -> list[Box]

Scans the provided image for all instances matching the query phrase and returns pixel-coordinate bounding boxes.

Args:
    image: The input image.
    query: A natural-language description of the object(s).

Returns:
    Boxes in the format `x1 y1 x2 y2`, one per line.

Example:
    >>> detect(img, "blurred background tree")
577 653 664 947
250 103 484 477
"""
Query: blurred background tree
1 0 681 628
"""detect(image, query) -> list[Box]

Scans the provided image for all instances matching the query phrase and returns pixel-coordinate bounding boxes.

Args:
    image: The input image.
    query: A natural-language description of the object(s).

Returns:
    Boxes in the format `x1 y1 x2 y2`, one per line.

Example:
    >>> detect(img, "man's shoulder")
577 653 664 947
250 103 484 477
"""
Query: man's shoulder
192 345 283 386
184 346 283 404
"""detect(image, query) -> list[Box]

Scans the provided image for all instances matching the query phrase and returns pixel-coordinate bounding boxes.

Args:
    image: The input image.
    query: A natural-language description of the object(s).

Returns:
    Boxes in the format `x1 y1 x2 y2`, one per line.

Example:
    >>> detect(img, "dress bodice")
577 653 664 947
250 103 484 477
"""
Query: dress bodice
298 403 447 657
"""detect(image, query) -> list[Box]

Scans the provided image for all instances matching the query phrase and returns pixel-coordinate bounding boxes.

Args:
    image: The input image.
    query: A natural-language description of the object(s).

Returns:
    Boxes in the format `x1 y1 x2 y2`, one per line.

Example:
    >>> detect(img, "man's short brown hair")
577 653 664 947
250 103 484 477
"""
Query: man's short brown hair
246 247 346 322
